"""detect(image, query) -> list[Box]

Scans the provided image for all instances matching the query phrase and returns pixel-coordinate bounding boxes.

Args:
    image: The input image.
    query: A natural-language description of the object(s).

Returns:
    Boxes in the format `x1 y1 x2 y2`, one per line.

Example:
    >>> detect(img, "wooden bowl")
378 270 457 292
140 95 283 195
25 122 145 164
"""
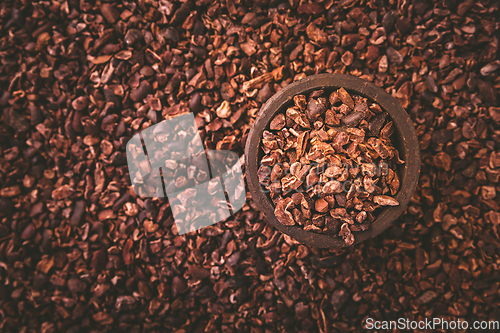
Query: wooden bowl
245 73 421 248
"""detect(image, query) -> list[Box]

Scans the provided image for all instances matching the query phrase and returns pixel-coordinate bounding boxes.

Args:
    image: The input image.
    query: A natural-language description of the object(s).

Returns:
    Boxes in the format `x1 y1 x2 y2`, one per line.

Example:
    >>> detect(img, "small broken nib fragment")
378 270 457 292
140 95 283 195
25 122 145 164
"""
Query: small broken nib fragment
339 223 355 246
373 195 400 206
259 88 403 246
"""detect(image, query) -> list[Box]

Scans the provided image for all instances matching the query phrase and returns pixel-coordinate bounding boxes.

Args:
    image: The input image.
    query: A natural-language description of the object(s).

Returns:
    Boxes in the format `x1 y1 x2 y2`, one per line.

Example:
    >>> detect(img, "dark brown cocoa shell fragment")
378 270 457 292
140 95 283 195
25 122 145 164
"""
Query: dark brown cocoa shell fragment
324 109 338 126
335 193 347 207
124 29 143 46
324 216 341 234
368 113 387 135
291 193 305 205
270 113 286 130
337 88 355 109
130 81 151 102
306 98 327 122
341 111 367 127
329 91 340 105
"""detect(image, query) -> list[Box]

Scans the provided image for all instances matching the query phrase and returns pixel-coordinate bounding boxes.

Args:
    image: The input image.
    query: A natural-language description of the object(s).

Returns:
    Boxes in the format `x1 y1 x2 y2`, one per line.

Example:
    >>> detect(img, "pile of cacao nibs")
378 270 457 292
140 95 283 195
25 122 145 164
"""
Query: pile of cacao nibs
1 0 499 330
258 88 404 245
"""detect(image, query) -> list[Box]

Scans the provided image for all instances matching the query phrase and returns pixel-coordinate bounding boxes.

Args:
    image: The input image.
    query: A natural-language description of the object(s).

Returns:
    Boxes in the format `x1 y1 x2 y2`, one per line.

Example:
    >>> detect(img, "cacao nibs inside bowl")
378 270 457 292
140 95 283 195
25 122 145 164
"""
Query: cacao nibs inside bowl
258 88 405 246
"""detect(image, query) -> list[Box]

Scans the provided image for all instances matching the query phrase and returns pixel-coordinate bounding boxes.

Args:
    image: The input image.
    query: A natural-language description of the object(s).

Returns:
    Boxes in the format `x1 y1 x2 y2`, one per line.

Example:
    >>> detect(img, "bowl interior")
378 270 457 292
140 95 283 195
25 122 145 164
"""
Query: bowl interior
245 73 420 248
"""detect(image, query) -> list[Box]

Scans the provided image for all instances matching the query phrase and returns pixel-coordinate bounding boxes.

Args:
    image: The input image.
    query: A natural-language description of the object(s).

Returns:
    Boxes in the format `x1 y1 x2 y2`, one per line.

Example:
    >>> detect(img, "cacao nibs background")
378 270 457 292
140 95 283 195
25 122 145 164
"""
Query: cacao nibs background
0 0 499 332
